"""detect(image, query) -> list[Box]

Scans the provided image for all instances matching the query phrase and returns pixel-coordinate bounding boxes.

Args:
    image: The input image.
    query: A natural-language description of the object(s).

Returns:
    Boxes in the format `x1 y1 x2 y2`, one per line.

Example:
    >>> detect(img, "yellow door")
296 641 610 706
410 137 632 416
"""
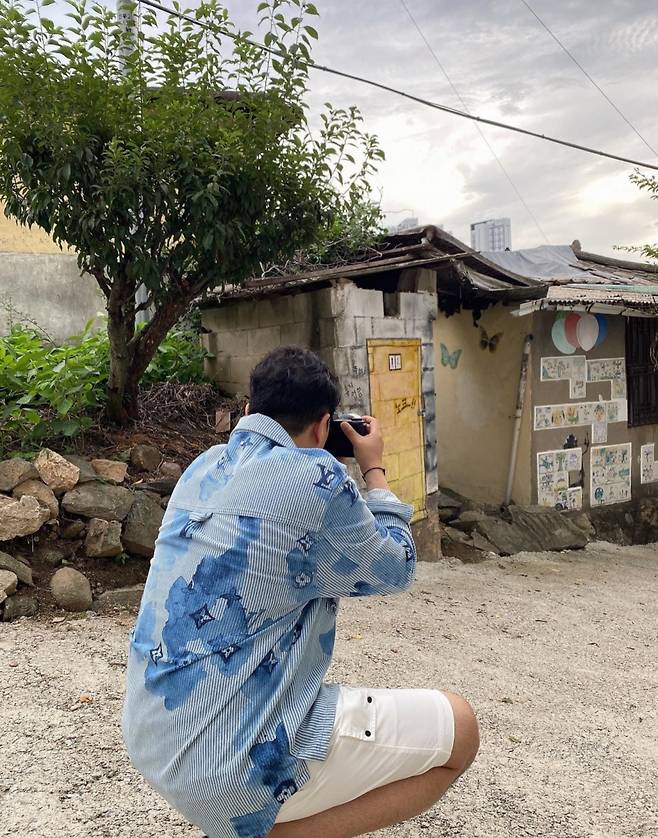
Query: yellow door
367 339 427 522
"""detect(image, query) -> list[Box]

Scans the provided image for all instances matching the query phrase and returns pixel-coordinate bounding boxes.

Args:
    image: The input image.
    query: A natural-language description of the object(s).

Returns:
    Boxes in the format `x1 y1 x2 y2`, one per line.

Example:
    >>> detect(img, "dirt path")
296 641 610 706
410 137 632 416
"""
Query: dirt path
1 542 657 838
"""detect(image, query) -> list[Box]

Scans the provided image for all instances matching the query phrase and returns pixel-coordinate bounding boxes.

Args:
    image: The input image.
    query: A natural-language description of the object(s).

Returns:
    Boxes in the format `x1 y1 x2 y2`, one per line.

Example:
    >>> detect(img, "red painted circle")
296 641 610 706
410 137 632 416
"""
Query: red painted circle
564 312 580 348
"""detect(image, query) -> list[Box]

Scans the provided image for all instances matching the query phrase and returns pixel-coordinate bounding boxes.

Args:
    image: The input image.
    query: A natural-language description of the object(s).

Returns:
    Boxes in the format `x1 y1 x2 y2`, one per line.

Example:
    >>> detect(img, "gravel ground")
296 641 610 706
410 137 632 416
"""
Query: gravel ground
1 541 657 838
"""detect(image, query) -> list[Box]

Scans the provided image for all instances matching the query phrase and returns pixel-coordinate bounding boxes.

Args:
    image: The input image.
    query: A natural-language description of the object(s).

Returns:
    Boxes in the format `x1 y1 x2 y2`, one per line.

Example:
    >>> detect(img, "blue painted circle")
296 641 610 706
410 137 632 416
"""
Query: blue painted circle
594 314 608 347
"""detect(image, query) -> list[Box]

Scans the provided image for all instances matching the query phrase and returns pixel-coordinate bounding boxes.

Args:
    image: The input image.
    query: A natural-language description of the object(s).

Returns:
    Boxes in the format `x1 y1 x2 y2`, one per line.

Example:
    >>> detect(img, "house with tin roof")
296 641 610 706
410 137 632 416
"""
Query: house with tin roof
198 226 658 536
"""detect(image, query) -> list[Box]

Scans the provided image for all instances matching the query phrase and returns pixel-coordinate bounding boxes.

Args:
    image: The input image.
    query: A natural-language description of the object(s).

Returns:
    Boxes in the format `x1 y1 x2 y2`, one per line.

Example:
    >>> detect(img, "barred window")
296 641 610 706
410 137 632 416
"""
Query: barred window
626 317 658 427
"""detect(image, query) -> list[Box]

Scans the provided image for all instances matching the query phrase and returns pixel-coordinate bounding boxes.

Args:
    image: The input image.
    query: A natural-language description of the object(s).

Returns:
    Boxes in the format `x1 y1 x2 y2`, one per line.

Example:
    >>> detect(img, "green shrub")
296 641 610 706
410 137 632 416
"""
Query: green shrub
0 318 207 452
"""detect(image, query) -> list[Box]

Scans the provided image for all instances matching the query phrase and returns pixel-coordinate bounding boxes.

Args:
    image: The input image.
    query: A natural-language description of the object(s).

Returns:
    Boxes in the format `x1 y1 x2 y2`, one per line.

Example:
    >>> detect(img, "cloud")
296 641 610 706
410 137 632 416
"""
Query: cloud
303 0 658 255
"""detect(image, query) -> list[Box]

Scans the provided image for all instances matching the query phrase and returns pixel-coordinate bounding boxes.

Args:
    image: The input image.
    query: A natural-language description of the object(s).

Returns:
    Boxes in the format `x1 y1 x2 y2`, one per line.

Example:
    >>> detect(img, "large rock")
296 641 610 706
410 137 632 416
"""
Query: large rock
85 518 123 558
441 541 490 564
95 584 145 610
564 510 596 540
63 455 97 484
122 491 164 557
451 510 491 533
91 459 128 485
0 569 18 597
0 458 38 492
62 482 134 522
0 551 33 586
159 461 182 481
60 520 86 540
130 444 162 472
50 567 92 612
473 506 588 556
134 479 178 497
35 449 80 494
33 544 68 568
437 491 463 523
2 592 38 621
0 494 50 541
13 479 59 520
588 506 634 546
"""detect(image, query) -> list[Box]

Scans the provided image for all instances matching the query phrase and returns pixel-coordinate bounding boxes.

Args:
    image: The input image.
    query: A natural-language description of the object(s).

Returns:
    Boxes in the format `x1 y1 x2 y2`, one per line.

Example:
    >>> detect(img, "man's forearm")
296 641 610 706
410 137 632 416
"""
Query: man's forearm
364 468 390 492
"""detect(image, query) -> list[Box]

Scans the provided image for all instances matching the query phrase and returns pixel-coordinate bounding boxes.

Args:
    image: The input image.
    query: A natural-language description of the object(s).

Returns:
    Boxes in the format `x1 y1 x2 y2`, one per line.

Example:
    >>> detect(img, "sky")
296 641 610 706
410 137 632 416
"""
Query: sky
295 0 658 256
50 0 658 256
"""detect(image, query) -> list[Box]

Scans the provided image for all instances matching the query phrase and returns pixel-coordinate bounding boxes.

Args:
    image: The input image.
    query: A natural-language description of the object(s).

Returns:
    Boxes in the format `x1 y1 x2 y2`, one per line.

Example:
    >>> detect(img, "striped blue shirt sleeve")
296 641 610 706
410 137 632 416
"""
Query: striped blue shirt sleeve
313 476 417 598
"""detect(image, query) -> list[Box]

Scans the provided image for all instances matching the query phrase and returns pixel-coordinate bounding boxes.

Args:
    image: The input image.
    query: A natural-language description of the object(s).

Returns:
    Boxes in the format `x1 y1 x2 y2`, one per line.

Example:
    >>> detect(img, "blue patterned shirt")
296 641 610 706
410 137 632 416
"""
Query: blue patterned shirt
122 413 416 838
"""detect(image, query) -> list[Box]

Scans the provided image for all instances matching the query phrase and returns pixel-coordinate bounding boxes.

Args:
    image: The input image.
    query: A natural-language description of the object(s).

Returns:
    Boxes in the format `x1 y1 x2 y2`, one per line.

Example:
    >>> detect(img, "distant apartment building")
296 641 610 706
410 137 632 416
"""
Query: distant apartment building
388 215 419 234
470 217 511 251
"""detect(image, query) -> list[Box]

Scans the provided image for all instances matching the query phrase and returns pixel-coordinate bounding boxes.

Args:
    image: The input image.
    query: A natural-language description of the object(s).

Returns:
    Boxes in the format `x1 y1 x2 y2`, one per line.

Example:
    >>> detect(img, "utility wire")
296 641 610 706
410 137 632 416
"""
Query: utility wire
519 0 657 157
399 0 550 245
134 0 658 172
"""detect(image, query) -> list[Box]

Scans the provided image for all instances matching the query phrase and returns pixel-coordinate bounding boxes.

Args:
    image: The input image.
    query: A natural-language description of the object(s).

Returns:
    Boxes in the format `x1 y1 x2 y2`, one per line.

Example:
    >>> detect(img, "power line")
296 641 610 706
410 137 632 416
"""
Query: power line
399 0 550 245
519 0 657 158
133 0 658 172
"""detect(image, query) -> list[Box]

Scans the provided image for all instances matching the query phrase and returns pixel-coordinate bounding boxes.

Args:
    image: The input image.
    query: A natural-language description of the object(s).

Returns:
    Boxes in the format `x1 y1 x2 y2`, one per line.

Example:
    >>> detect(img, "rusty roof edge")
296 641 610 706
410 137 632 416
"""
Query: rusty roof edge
575 248 658 274
199 251 472 306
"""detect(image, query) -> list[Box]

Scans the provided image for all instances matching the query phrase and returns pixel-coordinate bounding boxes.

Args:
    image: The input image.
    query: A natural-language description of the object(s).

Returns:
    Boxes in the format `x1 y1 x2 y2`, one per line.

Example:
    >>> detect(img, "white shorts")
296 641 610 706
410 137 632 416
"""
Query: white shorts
276 685 455 823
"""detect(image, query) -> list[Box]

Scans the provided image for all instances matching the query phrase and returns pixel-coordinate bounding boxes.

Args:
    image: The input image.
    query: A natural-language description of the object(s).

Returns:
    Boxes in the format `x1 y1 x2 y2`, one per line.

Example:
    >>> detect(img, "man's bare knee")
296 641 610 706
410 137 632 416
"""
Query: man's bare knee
442 692 480 774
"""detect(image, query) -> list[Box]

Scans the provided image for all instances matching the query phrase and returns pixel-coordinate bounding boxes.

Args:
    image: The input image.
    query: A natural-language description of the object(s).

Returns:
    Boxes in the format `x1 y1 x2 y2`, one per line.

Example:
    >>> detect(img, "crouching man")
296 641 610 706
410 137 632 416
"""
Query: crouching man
123 346 479 838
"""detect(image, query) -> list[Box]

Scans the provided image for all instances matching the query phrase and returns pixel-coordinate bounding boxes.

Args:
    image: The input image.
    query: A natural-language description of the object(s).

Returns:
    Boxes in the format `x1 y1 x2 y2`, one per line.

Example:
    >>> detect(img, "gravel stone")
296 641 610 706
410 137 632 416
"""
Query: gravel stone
1 541 657 837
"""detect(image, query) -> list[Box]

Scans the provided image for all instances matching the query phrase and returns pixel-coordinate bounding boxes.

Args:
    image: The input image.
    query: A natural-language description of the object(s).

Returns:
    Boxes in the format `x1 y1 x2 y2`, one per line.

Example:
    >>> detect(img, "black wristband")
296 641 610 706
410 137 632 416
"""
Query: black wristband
362 466 386 479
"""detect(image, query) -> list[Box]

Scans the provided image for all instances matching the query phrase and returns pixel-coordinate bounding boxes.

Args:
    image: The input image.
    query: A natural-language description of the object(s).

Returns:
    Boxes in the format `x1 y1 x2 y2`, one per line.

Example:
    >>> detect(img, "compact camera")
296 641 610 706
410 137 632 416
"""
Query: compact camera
325 413 369 458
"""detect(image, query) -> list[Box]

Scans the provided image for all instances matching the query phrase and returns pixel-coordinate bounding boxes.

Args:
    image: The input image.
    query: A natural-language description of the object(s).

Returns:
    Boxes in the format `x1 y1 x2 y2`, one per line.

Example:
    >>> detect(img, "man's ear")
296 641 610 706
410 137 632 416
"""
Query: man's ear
244 402 250 416
314 413 331 446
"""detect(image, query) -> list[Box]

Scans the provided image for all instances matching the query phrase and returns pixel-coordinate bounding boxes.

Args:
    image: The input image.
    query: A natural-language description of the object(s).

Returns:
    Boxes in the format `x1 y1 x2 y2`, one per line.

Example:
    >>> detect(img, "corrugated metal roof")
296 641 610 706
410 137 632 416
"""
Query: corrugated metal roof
545 285 658 306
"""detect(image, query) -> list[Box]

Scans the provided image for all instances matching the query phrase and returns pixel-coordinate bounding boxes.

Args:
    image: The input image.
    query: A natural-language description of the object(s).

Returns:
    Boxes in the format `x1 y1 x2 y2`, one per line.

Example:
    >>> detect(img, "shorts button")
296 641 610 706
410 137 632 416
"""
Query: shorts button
365 730 372 737
367 696 373 703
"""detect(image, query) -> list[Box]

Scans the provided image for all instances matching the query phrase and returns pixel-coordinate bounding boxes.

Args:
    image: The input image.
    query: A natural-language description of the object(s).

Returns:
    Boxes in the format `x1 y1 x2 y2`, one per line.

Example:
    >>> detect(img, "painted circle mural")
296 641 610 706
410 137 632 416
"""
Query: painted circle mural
551 312 608 354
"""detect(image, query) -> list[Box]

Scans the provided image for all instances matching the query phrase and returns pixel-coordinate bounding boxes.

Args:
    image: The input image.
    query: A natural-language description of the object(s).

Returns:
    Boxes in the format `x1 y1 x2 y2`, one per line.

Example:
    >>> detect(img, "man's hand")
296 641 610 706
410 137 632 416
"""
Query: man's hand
341 416 385 476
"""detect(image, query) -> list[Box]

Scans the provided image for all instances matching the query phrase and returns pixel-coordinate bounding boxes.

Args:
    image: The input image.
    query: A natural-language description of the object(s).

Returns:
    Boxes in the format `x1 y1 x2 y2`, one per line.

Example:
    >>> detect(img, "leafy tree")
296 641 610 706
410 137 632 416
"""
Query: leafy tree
0 0 383 422
629 170 658 261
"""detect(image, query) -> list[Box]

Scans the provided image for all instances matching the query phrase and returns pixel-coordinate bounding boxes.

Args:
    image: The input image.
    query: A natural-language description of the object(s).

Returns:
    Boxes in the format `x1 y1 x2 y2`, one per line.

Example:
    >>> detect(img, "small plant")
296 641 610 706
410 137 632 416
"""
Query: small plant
0 317 208 453
0 318 109 447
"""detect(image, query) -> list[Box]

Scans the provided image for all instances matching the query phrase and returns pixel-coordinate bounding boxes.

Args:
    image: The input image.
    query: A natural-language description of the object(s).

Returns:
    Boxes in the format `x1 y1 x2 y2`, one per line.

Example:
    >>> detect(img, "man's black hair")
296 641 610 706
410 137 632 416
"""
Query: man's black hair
249 346 340 436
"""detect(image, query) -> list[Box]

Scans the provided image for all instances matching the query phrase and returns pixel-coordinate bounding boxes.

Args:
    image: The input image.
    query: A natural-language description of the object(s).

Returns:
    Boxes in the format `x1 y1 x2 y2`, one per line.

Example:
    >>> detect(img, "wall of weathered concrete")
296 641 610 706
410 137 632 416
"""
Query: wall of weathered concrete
329 275 438 494
200 287 336 395
0 253 106 342
434 305 534 506
200 272 439 494
531 310 658 510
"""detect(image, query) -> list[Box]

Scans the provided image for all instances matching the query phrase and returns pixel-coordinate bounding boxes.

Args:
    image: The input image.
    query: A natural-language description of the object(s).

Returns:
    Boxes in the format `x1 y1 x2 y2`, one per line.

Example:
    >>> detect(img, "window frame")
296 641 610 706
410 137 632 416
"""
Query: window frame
625 316 658 428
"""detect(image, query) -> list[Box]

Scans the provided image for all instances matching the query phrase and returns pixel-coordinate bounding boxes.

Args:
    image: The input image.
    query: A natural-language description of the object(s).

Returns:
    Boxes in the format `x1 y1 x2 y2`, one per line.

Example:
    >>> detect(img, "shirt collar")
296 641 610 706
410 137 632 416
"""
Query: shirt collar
234 413 298 449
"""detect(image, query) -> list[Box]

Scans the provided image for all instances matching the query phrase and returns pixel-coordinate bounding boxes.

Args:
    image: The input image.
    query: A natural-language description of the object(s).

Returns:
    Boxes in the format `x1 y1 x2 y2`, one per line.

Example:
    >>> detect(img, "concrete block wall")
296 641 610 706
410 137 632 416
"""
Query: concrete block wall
200 278 438 495
200 287 334 395
330 282 439 494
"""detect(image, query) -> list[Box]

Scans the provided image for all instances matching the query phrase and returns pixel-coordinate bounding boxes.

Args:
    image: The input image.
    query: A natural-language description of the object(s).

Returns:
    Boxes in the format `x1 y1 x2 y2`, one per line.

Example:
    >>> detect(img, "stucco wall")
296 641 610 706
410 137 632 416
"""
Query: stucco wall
531 311 658 509
0 253 105 342
0 206 63 254
434 305 533 506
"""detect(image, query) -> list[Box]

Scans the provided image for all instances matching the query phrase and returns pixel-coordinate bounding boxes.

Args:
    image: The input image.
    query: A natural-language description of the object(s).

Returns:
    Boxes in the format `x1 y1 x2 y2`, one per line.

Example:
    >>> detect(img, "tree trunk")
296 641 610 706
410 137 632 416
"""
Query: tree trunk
105 294 188 425
106 284 137 425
